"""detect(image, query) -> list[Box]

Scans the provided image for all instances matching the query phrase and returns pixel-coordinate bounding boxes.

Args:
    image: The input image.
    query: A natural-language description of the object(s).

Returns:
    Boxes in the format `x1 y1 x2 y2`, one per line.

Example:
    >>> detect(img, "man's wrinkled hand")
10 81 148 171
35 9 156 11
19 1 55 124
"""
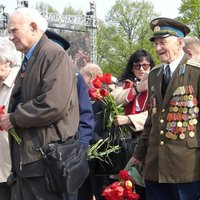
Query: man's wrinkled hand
129 156 143 166
0 113 13 131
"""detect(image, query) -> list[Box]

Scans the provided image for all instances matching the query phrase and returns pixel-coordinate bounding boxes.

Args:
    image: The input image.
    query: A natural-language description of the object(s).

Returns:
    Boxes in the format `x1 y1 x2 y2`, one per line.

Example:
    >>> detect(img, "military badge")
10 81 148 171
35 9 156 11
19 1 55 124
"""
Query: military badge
154 26 160 32
166 85 199 141
151 19 159 25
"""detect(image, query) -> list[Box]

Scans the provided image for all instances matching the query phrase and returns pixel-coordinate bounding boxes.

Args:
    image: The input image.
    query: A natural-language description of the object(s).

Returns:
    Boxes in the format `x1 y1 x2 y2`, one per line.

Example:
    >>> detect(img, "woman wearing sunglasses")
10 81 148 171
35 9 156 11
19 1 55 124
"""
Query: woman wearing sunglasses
111 49 155 200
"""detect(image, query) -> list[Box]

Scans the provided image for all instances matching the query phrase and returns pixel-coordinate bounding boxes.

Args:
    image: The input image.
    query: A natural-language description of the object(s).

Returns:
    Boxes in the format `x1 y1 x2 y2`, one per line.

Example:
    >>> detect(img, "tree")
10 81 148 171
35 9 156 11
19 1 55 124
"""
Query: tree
177 0 200 39
35 2 58 14
62 5 83 15
97 0 159 77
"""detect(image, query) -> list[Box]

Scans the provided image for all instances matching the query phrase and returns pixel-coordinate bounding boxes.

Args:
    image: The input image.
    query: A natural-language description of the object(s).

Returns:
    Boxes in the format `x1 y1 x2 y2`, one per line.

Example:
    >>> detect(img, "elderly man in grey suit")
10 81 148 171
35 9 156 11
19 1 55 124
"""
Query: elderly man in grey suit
0 7 79 200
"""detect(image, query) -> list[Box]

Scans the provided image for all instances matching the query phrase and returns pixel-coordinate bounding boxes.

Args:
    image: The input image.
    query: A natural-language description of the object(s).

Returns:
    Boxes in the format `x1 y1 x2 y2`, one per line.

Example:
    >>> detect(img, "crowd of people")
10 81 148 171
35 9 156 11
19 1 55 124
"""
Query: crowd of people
0 6 199 200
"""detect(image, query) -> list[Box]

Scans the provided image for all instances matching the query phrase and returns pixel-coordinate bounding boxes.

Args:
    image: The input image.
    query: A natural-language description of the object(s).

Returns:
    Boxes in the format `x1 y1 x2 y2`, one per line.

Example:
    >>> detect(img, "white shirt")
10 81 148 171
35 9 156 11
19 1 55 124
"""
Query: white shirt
163 53 184 76
0 66 20 182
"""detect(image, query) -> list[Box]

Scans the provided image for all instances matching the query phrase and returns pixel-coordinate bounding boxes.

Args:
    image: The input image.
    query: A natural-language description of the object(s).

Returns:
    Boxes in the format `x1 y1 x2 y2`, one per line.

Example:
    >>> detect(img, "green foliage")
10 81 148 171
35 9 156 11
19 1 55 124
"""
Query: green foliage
62 5 83 15
35 2 58 14
87 138 120 163
97 0 159 76
177 0 200 38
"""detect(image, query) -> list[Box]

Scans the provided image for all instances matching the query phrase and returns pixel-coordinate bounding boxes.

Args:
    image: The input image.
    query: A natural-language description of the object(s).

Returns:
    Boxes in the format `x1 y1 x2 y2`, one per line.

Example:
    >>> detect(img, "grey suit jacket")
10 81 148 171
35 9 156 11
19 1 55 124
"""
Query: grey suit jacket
8 35 79 168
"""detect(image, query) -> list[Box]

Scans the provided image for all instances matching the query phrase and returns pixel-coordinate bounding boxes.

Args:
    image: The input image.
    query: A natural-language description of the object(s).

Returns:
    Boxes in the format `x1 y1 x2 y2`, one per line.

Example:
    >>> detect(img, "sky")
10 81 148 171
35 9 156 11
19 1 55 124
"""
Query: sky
1 0 182 20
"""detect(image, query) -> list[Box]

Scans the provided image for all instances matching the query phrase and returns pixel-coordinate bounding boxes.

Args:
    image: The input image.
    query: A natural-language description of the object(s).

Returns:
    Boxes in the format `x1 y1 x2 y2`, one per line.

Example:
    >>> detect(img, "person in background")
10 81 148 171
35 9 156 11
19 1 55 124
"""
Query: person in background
0 37 20 200
0 7 79 200
111 49 155 200
79 63 111 200
183 36 200 59
45 29 94 200
131 17 200 200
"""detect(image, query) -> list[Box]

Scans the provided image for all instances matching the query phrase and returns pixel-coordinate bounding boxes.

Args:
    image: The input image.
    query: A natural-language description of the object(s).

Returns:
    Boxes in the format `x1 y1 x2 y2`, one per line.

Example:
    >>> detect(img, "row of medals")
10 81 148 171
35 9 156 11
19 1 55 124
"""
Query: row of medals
165 89 199 140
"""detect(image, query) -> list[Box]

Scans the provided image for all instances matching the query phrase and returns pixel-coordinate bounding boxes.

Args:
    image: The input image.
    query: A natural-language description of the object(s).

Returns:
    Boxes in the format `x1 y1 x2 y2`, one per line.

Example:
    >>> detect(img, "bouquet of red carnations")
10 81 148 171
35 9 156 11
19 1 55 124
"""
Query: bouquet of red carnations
89 73 127 136
102 170 140 200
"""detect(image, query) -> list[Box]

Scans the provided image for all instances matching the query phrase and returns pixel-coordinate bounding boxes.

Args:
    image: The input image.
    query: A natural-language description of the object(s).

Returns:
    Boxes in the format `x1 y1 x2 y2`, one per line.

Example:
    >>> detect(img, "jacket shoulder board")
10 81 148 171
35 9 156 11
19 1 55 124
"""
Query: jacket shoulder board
187 58 200 68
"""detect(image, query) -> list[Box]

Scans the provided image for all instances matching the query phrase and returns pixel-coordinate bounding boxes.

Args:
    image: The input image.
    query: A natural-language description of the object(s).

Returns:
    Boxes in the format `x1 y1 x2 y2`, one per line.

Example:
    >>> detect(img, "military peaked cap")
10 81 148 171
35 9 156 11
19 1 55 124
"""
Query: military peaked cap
149 17 190 42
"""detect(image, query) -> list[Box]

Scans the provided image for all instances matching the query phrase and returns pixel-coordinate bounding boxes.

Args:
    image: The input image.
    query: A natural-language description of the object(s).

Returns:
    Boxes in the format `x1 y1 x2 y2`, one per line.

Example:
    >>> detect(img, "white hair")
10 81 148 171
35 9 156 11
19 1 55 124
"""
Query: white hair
0 37 21 66
10 7 48 33
81 63 103 79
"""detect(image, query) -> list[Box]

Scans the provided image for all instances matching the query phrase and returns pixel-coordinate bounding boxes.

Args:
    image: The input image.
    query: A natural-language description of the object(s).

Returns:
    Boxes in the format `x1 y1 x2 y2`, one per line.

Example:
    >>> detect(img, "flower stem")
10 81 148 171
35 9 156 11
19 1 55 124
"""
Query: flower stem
9 128 22 145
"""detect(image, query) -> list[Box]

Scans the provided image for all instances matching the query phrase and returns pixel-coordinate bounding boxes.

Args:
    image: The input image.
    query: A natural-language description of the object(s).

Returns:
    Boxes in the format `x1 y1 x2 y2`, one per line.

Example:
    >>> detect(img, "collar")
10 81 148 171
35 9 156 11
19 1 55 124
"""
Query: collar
24 40 40 60
2 67 20 88
164 52 184 74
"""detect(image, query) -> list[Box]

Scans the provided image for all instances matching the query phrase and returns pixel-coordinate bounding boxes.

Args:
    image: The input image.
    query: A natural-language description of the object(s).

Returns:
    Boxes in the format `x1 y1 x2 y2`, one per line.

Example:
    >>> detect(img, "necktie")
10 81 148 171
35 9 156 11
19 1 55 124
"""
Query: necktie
163 64 171 85
20 56 28 78
162 64 171 97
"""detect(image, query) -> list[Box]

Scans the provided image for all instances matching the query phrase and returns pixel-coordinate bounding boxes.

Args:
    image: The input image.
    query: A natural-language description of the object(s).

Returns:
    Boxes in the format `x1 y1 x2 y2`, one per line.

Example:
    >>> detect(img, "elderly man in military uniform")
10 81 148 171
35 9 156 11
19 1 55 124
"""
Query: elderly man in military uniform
130 17 200 200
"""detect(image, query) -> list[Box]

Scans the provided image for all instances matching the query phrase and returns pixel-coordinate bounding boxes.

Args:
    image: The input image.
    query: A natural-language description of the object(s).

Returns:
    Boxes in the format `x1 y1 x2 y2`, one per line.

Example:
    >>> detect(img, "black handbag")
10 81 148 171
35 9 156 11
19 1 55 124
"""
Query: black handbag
94 125 138 175
39 132 89 194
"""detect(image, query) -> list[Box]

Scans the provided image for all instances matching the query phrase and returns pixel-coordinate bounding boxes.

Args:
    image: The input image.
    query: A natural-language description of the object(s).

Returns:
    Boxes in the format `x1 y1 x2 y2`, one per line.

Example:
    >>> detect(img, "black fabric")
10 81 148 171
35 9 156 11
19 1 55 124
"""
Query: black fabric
78 161 113 200
94 137 138 175
8 174 62 200
93 124 138 175
41 133 89 194
162 65 171 97
0 182 11 200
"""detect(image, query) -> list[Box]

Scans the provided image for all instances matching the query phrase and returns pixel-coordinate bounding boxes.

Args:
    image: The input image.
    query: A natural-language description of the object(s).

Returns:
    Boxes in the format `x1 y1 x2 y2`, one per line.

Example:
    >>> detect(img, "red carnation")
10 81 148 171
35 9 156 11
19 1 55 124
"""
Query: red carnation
100 73 112 84
100 88 109 97
92 78 102 88
89 88 98 99
119 170 130 181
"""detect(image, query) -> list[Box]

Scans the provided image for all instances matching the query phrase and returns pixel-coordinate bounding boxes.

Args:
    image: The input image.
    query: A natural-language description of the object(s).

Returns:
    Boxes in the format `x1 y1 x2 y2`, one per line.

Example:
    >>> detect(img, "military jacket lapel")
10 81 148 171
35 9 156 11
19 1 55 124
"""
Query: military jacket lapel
162 55 189 107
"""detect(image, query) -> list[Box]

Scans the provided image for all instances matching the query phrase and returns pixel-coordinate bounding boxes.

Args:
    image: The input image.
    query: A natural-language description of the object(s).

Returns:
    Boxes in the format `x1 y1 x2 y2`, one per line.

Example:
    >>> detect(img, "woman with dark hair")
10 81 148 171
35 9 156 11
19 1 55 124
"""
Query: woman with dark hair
112 49 155 134
112 49 155 200
119 49 155 82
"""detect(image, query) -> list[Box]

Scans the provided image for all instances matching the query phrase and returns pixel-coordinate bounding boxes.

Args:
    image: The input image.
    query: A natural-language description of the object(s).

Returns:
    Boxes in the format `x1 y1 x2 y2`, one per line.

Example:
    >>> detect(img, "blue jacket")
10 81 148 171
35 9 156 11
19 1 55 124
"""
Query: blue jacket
77 73 94 147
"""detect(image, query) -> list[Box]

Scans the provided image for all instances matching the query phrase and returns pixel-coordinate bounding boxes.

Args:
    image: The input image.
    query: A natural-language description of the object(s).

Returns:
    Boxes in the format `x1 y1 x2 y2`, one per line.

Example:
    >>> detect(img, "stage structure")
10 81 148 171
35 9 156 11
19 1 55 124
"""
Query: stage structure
0 0 98 68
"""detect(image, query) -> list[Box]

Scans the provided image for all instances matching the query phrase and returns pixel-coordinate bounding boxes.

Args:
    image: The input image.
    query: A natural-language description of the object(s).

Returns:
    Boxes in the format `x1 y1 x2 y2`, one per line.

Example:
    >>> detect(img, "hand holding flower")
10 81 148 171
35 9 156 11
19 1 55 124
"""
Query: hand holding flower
129 156 143 166
0 113 13 130
114 115 132 126
0 105 22 144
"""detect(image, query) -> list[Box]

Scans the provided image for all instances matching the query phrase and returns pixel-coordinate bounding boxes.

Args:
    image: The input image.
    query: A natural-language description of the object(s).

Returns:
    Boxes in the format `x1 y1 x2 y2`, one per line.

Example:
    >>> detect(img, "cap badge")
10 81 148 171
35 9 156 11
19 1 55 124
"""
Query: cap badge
151 19 159 25
154 26 160 32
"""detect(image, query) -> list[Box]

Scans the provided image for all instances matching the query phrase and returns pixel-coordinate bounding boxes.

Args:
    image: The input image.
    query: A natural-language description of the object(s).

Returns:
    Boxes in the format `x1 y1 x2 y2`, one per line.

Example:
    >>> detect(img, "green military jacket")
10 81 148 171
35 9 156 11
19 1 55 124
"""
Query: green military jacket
134 55 200 183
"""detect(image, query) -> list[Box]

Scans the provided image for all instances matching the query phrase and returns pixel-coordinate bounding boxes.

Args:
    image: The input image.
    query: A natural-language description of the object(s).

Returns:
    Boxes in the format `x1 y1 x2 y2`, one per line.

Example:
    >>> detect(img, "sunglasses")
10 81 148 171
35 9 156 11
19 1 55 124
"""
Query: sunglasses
133 63 150 71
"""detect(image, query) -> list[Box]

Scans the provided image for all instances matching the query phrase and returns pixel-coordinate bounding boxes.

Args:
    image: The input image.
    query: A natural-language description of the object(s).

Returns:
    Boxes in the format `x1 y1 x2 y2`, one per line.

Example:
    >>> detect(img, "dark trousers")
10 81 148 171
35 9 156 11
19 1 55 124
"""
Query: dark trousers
145 180 200 200
78 159 113 200
78 174 112 200
62 191 78 200
9 175 63 200
135 184 146 200
0 182 11 200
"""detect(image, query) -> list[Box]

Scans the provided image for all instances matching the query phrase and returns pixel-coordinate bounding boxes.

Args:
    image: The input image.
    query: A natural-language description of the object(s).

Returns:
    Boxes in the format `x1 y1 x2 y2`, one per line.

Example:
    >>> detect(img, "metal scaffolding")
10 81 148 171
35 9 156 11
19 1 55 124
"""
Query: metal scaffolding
0 0 98 63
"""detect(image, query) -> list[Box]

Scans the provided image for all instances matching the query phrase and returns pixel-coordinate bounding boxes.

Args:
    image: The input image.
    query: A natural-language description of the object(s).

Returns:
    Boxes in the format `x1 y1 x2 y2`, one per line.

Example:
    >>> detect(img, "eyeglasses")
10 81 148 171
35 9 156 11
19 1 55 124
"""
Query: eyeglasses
133 63 150 71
